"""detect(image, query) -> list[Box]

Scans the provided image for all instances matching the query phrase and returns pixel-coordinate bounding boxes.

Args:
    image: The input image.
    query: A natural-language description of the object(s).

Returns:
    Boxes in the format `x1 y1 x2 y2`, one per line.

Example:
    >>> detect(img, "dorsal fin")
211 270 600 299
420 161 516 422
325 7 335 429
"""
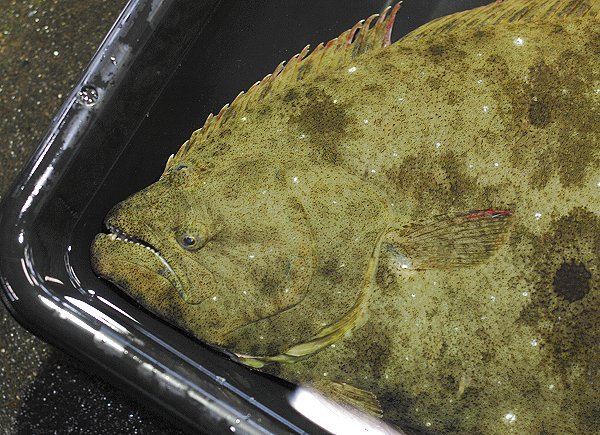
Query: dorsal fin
404 0 599 40
169 3 401 165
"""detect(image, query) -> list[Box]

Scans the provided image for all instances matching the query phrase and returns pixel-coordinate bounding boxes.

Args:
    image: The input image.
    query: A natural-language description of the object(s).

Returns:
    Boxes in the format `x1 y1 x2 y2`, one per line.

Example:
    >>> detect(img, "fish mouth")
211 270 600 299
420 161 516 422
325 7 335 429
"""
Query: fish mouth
103 224 189 302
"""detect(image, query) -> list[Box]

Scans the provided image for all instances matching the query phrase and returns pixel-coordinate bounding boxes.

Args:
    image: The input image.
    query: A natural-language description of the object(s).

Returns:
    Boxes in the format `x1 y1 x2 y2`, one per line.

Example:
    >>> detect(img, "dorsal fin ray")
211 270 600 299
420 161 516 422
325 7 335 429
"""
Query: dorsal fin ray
169 3 402 165
403 0 599 40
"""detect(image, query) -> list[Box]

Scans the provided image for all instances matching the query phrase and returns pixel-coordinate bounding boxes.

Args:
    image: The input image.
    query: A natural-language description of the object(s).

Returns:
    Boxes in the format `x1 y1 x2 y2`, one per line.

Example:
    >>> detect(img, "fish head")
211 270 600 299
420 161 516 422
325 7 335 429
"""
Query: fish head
91 158 317 348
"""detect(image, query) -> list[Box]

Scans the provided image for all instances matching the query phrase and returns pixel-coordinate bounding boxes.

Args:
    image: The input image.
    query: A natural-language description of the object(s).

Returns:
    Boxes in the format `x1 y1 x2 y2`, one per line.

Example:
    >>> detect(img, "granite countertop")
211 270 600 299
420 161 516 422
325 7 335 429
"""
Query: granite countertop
0 1 182 433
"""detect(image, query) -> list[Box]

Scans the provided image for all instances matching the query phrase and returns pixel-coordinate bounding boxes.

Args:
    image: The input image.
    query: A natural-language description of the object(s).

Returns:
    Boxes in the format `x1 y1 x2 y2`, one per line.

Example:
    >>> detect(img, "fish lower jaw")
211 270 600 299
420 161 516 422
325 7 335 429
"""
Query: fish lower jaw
104 225 189 301
106 224 162 257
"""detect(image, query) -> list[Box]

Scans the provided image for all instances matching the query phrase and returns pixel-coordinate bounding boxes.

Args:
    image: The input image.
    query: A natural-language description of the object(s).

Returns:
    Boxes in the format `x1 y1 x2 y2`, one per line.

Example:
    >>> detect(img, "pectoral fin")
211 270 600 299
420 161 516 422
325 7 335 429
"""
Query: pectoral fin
385 209 512 270
313 380 383 417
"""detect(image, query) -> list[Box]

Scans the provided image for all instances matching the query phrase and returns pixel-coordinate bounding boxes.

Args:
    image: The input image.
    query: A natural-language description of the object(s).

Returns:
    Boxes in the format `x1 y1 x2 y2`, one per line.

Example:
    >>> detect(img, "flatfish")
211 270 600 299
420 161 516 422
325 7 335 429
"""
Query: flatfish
92 1 599 433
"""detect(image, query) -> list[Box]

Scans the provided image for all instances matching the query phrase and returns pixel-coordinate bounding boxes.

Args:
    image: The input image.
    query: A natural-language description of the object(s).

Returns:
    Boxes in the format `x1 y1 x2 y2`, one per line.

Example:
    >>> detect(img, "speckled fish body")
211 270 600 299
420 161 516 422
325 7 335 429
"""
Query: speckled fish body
91 1 599 433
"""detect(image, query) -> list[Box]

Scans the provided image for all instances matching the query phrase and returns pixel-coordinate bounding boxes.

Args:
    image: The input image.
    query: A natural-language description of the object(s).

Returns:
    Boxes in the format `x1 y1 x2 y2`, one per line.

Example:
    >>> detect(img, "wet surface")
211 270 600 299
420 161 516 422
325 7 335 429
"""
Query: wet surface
0 1 181 433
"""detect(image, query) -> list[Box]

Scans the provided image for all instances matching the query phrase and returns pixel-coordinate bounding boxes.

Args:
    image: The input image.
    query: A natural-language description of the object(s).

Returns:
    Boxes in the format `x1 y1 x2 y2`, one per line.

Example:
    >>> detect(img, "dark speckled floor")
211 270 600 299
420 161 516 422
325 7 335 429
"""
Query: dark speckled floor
0 1 182 433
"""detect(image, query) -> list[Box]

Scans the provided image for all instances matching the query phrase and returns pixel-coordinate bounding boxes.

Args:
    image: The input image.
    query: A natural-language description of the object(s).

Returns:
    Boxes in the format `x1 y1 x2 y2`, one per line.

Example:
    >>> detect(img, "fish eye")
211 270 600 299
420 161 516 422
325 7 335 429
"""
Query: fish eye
178 233 202 250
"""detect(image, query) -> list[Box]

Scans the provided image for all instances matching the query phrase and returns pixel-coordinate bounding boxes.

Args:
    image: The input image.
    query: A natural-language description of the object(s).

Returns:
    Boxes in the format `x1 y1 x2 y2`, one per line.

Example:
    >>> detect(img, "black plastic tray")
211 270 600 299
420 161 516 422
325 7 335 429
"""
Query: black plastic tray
0 0 490 433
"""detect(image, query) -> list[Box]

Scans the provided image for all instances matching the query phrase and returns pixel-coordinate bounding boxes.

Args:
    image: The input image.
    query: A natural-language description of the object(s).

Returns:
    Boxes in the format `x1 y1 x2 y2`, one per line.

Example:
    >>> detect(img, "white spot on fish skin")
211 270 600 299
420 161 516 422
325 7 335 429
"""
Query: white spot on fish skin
435 142 441 149
339 262 346 268
522 291 529 297
348 66 357 74
261 190 267 195
363 118 369 124
370 169 377 174
425 422 432 428
332 200 337 204
514 37 524 46
330 344 336 348
259 336 264 340
248 254 255 260
531 339 538 347
534 212 542 220
53 50 59 56
549 384 555 390
504 412 517 423
483 105 490 113
292 176 299 184
468 163 474 169
594 88 600 94
242 290 247 295
490 295 496 302
212 296 217 301
398 97 405 103
299 133 306 139
480 315 487 320
241 116 247 122
392 151 398 157
411 293 416 298
494 162 500 167
323 372 328 377
596 181 600 187
477 79 483 85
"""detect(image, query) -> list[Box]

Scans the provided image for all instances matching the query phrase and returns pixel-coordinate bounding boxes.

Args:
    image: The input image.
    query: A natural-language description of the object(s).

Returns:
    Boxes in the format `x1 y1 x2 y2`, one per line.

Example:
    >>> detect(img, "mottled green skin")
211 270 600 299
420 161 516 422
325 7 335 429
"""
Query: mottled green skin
92 2 599 434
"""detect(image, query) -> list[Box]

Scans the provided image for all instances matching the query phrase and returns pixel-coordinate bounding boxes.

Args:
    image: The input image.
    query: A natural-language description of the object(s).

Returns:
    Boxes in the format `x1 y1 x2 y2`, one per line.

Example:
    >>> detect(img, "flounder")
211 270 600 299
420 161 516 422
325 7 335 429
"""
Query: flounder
91 0 599 433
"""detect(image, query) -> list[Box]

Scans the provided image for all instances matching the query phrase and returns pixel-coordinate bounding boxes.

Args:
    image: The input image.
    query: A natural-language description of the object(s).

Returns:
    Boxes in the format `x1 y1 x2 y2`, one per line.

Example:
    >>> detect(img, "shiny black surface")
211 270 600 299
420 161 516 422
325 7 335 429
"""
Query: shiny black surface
0 1 490 433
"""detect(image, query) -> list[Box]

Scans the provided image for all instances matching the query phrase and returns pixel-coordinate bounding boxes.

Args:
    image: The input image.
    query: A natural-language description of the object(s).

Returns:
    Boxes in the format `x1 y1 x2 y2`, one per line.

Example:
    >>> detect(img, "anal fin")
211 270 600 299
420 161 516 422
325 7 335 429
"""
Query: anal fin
385 209 512 270
313 380 383 418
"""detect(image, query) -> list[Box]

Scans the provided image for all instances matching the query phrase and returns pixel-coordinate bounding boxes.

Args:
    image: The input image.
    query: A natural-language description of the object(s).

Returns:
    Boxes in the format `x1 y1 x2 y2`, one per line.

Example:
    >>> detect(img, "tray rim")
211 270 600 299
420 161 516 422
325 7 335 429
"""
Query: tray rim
0 1 320 433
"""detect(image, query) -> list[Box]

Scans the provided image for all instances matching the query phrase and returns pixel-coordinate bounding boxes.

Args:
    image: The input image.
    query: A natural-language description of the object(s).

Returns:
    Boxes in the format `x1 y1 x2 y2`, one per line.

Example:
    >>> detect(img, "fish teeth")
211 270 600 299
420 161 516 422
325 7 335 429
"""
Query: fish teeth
106 225 162 257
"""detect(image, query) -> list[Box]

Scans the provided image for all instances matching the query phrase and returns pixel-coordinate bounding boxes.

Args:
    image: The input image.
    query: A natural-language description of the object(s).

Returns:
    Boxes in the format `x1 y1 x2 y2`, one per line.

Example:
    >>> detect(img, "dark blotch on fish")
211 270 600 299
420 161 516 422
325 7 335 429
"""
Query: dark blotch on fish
528 97 551 127
318 258 344 285
352 322 393 382
289 86 351 164
553 260 592 302
505 50 598 189
519 208 599 388
283 89 298 102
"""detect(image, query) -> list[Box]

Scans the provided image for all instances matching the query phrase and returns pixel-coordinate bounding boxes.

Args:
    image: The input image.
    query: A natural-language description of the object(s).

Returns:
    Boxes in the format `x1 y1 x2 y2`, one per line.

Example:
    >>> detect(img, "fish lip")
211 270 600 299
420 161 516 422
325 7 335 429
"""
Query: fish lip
104 224 190 302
